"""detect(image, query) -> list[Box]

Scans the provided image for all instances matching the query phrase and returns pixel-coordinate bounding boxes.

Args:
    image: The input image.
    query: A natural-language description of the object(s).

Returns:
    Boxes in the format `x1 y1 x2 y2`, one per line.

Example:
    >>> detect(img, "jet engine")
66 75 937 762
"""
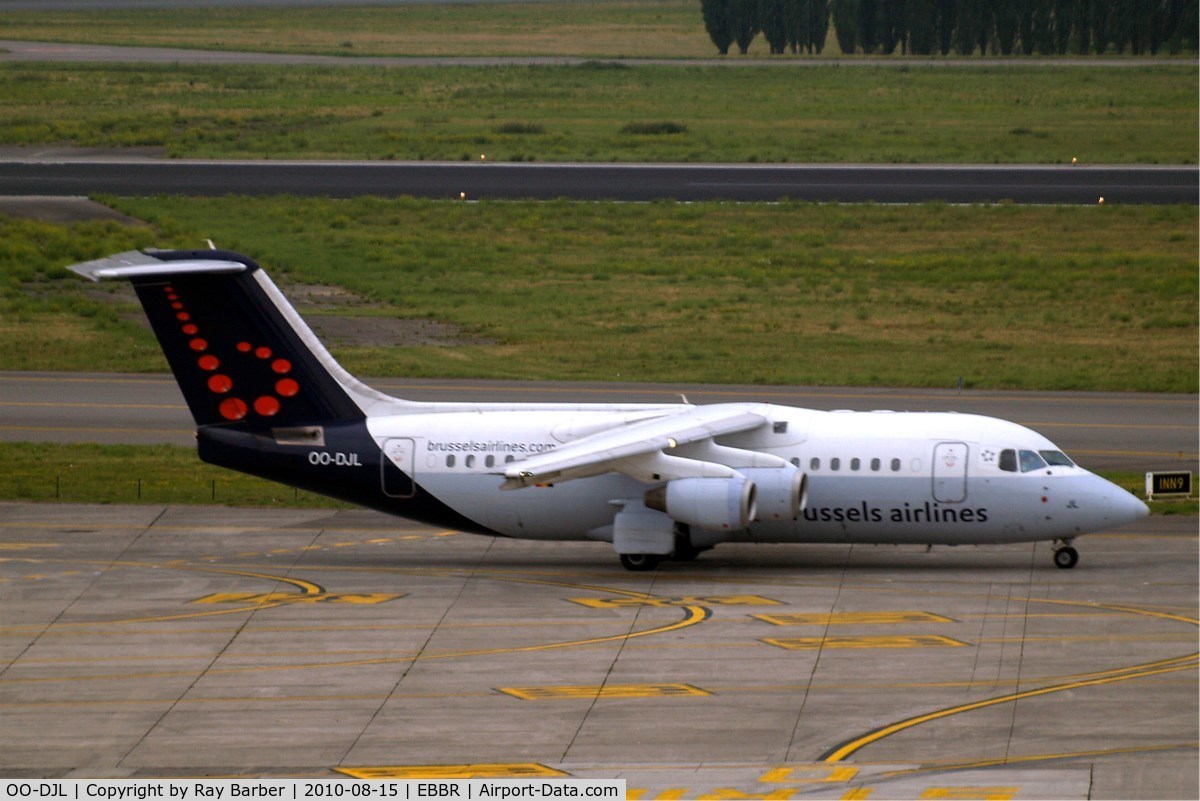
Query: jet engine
740 466 807 521
644 476 757 531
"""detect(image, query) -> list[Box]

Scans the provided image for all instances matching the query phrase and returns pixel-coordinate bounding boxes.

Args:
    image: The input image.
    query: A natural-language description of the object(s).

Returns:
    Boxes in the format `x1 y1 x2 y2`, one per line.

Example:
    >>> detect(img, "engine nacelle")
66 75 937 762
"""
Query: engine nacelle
740 466 807 521
645 476 757 531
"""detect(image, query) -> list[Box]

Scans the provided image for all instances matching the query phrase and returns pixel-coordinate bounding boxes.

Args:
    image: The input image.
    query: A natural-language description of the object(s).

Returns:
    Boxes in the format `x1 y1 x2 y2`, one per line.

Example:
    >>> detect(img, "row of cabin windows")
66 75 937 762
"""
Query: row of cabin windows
445 454 518 469
445 448 1074 473
791 456 905 473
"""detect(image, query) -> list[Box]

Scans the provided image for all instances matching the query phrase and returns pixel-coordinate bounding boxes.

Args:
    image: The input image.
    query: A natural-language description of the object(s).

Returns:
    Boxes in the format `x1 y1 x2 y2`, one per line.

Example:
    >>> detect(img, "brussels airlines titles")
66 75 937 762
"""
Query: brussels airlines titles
805 501 989 524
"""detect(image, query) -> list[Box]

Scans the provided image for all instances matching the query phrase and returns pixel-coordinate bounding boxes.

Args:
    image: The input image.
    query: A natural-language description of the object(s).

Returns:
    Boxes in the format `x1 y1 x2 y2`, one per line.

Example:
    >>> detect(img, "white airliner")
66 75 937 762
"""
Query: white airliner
70 248 1149 570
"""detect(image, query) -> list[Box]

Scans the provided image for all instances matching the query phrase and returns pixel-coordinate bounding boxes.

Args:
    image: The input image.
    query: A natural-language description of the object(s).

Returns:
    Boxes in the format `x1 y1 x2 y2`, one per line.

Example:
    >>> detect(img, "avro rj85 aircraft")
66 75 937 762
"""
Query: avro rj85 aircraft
71 248 1148 571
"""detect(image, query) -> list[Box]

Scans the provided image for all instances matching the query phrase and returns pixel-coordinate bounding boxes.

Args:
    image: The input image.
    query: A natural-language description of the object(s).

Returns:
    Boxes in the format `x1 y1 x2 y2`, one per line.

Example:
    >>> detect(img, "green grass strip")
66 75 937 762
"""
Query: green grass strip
7 198 1193 392
0 62 1194 163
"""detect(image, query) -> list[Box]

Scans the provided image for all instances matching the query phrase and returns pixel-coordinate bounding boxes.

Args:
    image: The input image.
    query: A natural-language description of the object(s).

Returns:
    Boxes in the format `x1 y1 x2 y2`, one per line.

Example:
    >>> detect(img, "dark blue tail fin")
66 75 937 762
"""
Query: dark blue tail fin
71 249 373 429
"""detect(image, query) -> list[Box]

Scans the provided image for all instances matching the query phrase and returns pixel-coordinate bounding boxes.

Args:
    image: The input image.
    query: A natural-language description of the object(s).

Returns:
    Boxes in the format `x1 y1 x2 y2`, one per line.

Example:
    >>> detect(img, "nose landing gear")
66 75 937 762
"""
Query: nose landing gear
1053 539 1079 569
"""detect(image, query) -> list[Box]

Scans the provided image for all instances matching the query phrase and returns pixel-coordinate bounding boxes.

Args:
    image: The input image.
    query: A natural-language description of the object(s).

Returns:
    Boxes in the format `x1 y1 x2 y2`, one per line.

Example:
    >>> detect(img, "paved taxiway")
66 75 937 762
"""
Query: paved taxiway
2 157 1195 205
1 371 1195 473
0 503 1195 797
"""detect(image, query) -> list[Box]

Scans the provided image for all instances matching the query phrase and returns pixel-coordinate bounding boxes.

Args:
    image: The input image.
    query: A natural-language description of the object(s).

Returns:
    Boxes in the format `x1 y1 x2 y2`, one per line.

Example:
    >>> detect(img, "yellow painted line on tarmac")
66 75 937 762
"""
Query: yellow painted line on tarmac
0 425 188 436
754 611 953 626
0 562 712 683
0 400 184 410
191 591 403 605
765 635 968 650
499 683 711 701
917 787 1017 800
821 652 1199 763
1024 420 1186 430
336 764 567 780
571 594 779 609
878 742 1200 779
1070 447 1198 460
0 542 59 550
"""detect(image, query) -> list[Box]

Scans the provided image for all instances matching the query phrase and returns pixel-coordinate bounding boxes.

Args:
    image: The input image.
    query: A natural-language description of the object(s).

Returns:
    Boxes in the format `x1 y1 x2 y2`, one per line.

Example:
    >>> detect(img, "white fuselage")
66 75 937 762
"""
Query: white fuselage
364 402 1144 548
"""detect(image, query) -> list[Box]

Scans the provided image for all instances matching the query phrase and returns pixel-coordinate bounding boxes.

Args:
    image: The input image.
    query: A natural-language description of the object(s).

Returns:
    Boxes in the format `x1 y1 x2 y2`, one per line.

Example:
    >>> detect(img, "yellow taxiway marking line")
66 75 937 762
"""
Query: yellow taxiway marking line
765 635 968 650
755 611 953 626
571 594 780 609
499 683 711 701
0 561 712 684
878 741 1200 779
0 400 184 410
337 764 567 780
0 425 188 435
822 652 1199 763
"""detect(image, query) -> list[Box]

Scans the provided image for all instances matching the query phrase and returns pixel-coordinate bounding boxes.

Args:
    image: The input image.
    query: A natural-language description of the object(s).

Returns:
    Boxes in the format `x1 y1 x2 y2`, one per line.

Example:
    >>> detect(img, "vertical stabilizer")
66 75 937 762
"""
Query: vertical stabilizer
70 249 386 428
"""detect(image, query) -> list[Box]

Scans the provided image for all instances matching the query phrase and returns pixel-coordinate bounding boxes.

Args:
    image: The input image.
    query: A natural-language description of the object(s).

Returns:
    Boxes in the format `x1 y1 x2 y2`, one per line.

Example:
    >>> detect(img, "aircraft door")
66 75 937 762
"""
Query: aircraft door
932 441 968 503
381 437 416 498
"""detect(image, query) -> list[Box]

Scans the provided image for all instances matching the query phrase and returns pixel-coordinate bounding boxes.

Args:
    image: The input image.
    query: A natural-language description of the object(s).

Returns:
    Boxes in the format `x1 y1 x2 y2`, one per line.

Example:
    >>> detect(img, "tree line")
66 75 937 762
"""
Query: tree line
700 0 1198 55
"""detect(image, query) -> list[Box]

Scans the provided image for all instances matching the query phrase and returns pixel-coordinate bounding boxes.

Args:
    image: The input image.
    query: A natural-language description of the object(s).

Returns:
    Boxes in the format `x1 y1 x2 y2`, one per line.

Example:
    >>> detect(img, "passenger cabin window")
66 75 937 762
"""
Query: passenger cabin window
810 457 820 471
486 455 495 468
850 458 861 471
446 455 456 468
890 458 901 472
999 449 1017 472
870 458 881 471
466 454 476 468
1019 449 1048 472
830 458 841 471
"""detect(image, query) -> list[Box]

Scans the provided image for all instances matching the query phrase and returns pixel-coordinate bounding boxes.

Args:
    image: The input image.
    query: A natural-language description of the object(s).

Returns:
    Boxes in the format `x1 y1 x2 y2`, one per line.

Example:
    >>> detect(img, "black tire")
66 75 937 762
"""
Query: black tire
619 553 662 571
1054 546 1079 569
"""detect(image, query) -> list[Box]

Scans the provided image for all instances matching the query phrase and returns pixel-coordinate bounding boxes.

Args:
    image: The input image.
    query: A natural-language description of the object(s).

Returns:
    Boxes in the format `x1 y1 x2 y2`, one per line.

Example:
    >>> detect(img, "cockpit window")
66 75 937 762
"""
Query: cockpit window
1019 449 1048 472
1039 450 1074 467
998 449 1017 472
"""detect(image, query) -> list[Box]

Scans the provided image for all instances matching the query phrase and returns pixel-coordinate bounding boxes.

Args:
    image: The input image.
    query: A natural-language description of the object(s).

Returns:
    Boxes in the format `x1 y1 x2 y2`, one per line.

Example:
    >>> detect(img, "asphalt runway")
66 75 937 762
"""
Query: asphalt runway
1 158 1195 204
0 502 1195 797
1 371 1195 473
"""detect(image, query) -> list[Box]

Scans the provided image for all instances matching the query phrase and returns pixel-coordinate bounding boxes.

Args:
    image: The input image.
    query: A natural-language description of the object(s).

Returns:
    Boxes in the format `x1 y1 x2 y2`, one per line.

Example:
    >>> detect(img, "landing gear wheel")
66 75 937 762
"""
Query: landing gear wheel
1053 546 1079 569
619 553 663 572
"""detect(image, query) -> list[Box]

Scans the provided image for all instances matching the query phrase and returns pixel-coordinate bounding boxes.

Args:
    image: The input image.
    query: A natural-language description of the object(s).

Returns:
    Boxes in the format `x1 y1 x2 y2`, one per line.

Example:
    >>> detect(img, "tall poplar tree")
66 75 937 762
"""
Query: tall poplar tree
701 0 736 54
730 0 761 52
830 0 859 52
760 0 791 52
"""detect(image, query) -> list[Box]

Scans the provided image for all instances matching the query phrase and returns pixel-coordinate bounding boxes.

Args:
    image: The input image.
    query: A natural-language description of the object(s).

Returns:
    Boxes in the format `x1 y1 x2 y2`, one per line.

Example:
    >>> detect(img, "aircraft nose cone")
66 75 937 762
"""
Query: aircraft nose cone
1094 475 1149 527
1111 488 1150 524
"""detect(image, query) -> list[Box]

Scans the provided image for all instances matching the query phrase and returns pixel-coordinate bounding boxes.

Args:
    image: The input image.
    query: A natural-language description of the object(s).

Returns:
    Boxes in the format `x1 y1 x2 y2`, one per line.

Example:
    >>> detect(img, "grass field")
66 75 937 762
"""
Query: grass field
3 198 1195 393
0 61 1195 164
0 1 715 59
0 442 348 508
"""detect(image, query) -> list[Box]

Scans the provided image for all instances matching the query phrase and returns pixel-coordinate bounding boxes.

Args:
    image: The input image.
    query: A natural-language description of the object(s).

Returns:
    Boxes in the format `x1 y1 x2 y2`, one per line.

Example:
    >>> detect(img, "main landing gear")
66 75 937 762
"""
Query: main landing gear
619 553 662 571
1053 538 1079 569
619 529 712 571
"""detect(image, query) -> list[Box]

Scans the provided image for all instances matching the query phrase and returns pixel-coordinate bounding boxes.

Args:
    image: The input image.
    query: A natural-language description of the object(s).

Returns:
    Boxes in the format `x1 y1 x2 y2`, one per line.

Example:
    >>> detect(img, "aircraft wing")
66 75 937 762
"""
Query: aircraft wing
500 404 772 489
